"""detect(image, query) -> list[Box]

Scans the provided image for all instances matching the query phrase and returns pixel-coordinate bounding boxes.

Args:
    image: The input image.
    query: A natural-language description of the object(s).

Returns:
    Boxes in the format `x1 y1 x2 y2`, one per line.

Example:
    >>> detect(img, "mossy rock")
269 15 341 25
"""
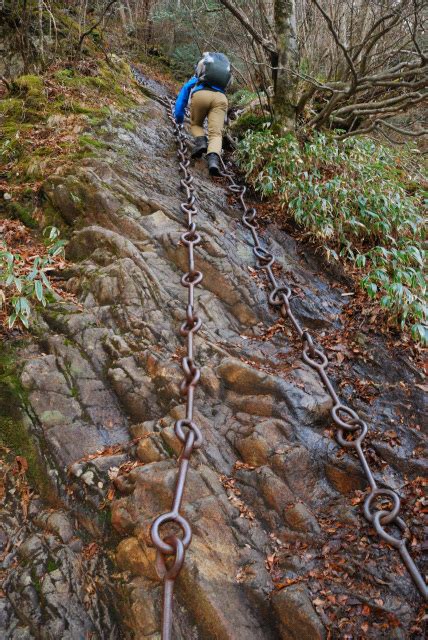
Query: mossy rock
46 557 59 573
0 132 24 165
0 98 25 117
122 120 136 132
54 62 136 109
13 75 47 109
1 75 48 125
53 9 80 35
39 199 68 234
54 68 75 83
6 201 38 228
0 344 53 498
14 75 43 91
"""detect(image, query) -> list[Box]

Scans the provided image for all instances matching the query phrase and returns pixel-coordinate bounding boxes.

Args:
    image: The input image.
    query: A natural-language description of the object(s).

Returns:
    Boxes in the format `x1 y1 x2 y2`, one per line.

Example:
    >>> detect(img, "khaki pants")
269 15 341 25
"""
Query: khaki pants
190 90 228 155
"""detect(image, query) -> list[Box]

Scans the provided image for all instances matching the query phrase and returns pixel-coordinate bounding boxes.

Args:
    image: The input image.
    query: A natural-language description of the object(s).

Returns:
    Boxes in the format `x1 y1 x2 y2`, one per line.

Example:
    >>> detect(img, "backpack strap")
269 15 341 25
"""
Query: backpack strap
193 80 224 93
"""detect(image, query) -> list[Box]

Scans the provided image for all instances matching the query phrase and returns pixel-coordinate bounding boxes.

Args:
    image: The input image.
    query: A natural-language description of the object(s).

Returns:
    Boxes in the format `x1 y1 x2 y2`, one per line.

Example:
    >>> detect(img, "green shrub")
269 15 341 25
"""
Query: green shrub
236 131 427 344
231 111 270 136
229 89 258 107
0 227 66 329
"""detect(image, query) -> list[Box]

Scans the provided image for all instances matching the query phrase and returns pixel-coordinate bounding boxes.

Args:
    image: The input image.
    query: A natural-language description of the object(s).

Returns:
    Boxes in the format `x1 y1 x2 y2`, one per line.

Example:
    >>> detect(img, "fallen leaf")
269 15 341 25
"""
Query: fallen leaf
15 456 28 473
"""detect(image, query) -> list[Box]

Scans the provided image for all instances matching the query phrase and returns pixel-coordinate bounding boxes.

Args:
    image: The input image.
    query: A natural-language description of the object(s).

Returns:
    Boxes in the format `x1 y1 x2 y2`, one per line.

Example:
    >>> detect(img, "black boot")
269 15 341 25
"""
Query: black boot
191 136 208 158
207 152 221 176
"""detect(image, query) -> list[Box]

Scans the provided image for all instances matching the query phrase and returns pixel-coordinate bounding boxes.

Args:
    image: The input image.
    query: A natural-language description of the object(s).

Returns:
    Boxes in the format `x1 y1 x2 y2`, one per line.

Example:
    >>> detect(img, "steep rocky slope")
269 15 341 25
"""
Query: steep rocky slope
1 78 426 639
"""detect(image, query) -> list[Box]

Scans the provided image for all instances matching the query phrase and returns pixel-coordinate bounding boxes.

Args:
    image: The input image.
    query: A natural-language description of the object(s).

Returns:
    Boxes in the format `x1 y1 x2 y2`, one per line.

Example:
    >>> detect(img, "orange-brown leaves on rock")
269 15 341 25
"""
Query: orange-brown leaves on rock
9 455 31 520
220 473 256 521
106 486 116 502
233 460 256 472
82 542 100 561
15 456 28 474
275 576 306 589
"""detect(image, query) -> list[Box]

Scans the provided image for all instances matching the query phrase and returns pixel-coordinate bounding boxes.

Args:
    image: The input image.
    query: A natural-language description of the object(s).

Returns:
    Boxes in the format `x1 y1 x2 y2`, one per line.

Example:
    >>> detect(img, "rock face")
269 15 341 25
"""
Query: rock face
0 457 119 639
2 84 426 639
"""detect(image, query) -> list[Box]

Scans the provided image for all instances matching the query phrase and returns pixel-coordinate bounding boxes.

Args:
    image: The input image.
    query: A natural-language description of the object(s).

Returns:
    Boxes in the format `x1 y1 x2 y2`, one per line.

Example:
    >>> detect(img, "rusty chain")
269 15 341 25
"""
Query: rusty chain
218 158 427 600
130 68 427 638
148 97 205 639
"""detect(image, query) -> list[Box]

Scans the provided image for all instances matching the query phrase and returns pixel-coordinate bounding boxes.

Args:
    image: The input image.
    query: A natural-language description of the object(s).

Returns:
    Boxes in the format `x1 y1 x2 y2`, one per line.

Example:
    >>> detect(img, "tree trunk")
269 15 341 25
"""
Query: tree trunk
38 0 44 62
273 0 299 130
119 3 128 31
124 0 134 30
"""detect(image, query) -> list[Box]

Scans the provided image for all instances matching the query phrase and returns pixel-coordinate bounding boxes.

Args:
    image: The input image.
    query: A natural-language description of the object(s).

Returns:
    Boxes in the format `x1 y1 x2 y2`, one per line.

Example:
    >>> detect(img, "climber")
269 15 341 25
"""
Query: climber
174 52 231 176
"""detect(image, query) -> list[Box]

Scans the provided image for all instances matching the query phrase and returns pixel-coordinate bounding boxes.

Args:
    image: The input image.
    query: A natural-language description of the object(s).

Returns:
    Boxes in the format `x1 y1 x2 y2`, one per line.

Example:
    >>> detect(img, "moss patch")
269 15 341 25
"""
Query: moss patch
78 134 108 150
54 61 138 110
31 567 42 595
6 202 38 228
46 557 59 573
0 344 52 498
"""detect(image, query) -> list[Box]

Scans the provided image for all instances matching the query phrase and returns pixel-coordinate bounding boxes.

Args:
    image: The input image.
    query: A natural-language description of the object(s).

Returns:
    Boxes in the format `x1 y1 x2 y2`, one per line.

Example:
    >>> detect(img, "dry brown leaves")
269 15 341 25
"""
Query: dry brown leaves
0 449 32 520
81 542 100 561
231 183 426 376
233 460 255 472
68 432 155 469
220 473 255 522
268 504 426 638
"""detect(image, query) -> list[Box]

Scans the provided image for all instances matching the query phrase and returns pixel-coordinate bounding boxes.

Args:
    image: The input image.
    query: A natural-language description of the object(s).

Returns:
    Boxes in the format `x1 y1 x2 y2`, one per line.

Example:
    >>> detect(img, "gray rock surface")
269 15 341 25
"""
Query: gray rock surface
1 84 426 639
0 458 119 639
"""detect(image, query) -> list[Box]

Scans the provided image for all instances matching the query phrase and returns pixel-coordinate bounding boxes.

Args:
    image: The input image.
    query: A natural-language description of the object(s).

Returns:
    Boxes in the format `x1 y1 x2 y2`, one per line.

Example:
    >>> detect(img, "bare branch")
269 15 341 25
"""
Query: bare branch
358 10 403 75
350 6 404 60
217 0 276 55
377 126 407 145
334 91 424 116
337 115 427 141
405 1 427 63
336 122 377 139
311 0 358 87
379 119 428 137
76 0 120 55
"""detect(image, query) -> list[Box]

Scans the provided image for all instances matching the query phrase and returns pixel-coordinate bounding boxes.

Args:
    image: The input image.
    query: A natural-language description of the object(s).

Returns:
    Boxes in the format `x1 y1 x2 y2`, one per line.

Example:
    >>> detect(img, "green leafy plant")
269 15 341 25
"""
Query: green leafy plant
229 88 258 107
236 131 427 344
231 111 271 137
0 227 66 329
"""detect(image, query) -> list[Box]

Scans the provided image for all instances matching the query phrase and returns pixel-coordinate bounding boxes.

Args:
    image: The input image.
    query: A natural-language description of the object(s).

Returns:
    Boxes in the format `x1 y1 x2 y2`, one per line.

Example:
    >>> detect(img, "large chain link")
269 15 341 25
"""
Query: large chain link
219 158 427 600
148 98 205 639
